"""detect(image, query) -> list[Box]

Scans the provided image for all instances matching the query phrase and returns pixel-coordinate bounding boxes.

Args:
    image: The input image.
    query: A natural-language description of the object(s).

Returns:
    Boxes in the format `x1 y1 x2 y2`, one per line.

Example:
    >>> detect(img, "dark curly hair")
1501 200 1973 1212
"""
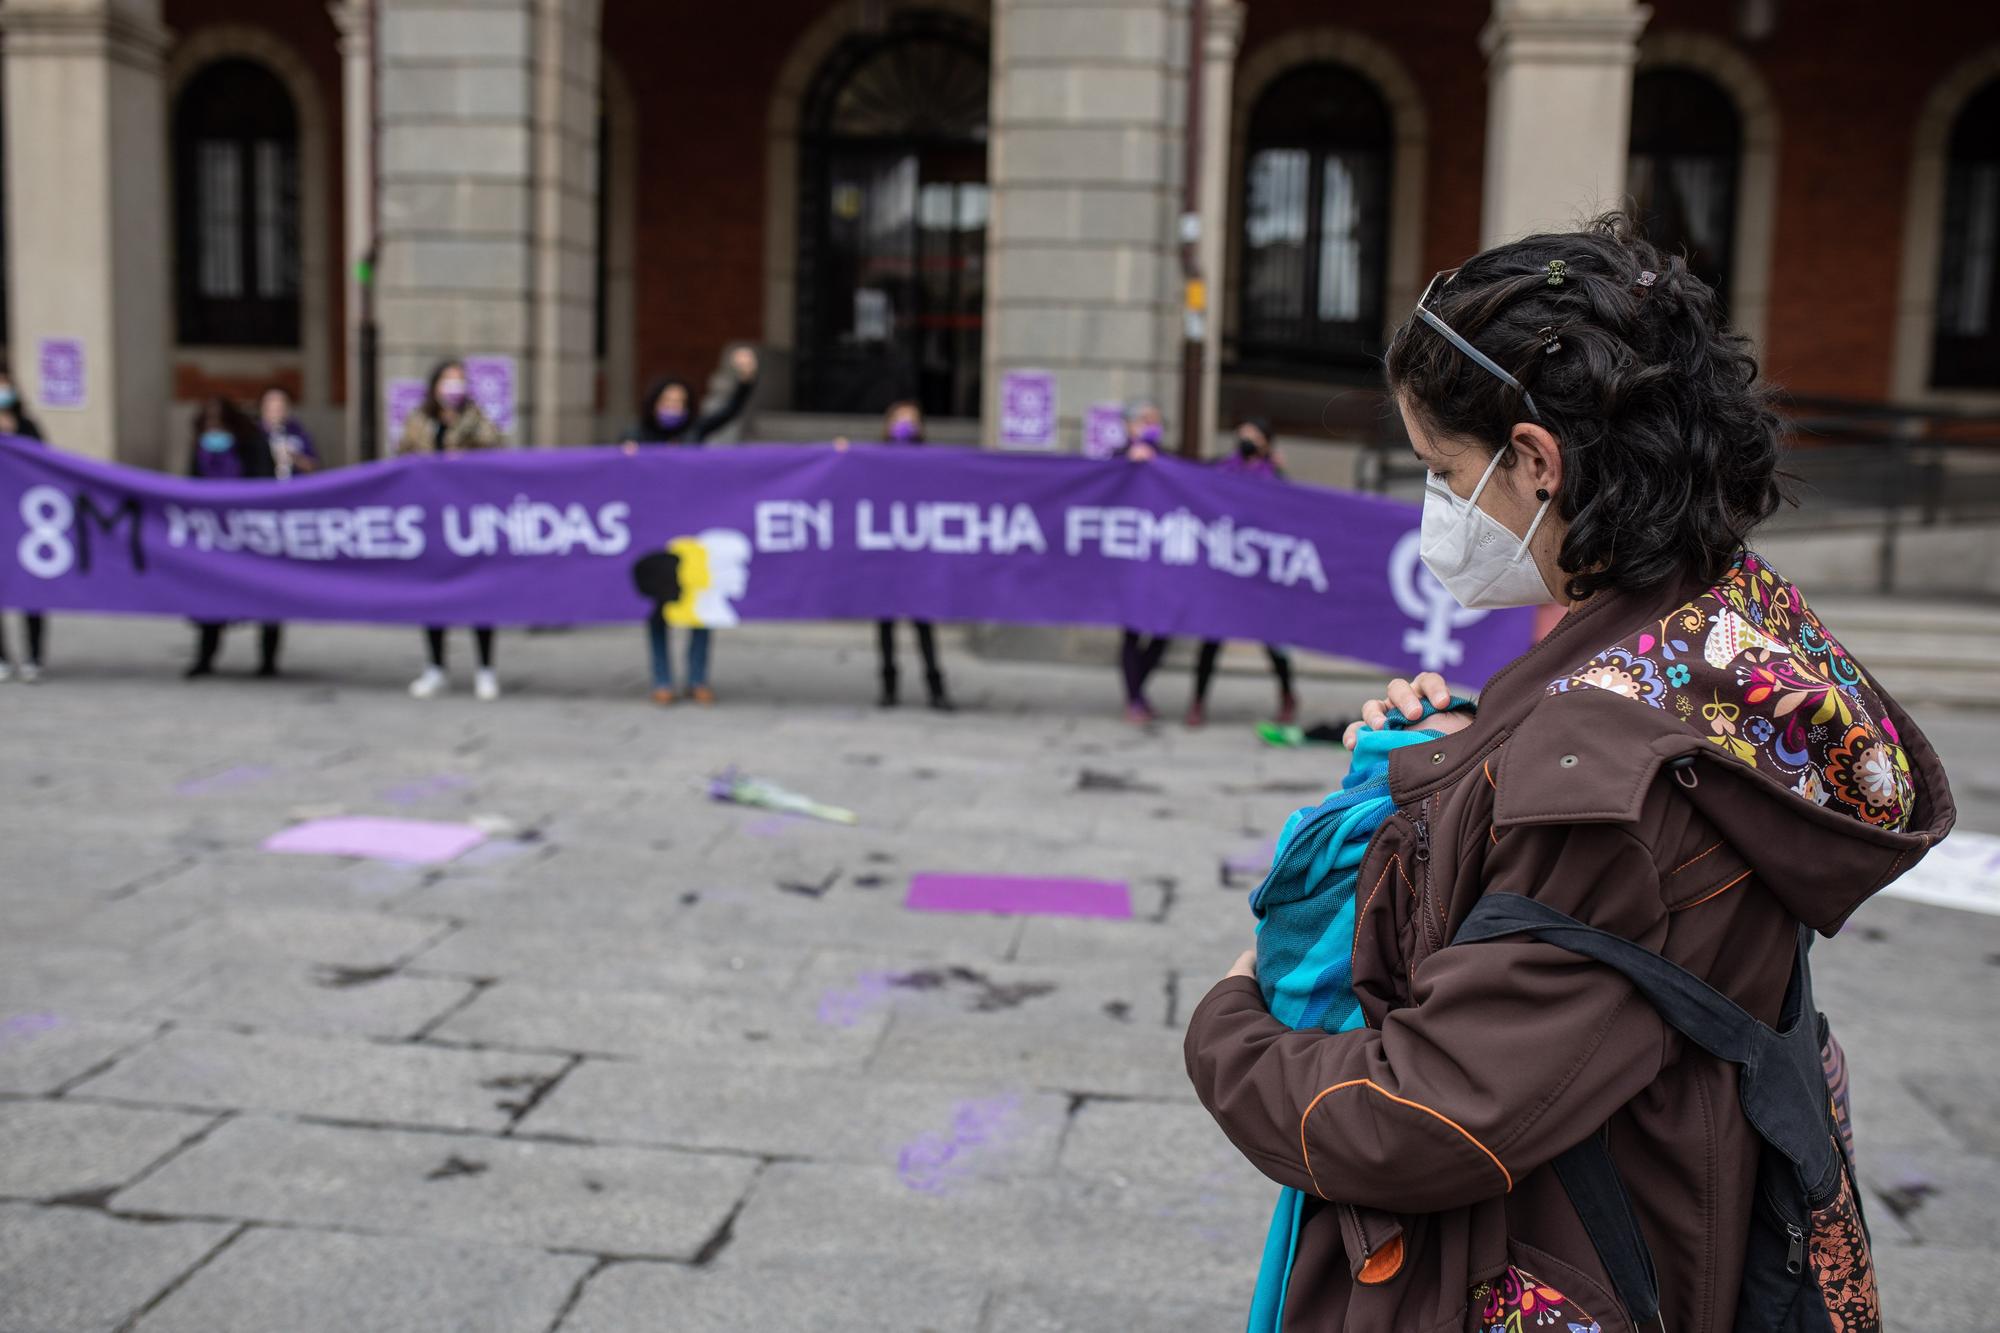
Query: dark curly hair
1385 213 1787 602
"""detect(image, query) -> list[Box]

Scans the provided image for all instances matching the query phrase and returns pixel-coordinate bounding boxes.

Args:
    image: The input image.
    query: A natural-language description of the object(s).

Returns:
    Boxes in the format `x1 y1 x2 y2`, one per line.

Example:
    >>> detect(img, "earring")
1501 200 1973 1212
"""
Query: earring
1535 488 1550 502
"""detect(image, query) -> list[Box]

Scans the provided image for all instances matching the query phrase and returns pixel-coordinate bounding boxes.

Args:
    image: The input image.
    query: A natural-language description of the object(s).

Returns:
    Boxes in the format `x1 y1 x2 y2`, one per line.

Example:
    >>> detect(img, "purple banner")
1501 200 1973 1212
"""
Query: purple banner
998 370 1056 450
0 439 1533 682
38 338 85 410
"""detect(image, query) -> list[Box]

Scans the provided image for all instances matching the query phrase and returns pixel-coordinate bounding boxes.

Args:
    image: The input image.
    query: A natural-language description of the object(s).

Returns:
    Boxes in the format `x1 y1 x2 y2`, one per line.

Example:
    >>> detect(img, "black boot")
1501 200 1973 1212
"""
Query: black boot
878 669 900 708
925 670 954 713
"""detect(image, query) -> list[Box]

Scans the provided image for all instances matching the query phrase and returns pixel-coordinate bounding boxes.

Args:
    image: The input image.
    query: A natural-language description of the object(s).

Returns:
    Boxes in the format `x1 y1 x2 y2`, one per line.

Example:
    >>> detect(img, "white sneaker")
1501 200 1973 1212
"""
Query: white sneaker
16 662 39 684
473 669 500 702
409 666 447 699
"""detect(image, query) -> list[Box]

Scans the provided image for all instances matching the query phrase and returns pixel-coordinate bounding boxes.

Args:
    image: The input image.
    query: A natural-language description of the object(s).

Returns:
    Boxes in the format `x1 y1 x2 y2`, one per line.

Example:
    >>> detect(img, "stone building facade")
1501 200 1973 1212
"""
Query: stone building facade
2 0 1996 468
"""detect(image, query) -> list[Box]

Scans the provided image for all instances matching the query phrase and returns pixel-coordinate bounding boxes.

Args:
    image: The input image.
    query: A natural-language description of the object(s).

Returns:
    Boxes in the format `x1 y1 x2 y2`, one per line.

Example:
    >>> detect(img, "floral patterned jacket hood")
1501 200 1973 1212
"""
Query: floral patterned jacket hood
1540 550 1953 932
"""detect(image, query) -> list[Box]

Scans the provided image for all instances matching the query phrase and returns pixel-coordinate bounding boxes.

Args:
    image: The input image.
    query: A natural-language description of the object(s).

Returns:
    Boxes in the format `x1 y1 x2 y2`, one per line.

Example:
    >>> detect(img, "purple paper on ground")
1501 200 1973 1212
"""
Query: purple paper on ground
263 816 487 865
905 872 1131 920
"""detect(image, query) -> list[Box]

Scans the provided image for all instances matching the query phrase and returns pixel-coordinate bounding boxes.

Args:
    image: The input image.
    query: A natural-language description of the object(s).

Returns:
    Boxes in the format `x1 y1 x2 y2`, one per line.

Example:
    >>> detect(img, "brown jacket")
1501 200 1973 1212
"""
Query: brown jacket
1186 553 1953 1332
396 404 501 456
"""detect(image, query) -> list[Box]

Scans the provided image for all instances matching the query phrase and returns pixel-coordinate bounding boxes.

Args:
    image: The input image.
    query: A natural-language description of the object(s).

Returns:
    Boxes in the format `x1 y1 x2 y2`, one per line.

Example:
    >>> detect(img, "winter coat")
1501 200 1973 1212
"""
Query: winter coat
1186 550 1953 1332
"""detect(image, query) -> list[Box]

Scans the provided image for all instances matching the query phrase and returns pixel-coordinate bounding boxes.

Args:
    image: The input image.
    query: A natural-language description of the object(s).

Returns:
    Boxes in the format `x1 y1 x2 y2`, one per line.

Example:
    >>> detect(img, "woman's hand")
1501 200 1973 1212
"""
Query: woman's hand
730 346 760 382
1343 672 1455 749
1226 948 1257 981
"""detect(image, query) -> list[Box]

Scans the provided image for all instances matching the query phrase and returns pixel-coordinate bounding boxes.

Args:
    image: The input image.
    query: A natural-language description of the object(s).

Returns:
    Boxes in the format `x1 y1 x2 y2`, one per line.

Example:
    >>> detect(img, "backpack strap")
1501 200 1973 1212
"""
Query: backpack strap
1549 1132 1664 1329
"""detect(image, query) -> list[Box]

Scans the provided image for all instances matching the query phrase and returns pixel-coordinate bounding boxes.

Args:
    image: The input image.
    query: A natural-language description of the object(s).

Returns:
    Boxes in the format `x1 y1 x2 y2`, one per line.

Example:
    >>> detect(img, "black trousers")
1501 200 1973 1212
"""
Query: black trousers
877 619 944 695
1119 629 1171 706
0 613 44 664
192 621 281 672
425 627 495 669
1192 640 1295 705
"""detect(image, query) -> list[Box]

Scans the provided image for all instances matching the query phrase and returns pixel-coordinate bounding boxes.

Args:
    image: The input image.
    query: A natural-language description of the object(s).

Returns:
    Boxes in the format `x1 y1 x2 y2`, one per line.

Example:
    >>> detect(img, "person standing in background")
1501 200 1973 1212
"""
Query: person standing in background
1186 419 1299 728
398 359 504 701
626 347 760 706
0 366 48 682
691 343 762 446
1116 398 1171 724
184 397 280 679
873 400 953 711
257 385 319 480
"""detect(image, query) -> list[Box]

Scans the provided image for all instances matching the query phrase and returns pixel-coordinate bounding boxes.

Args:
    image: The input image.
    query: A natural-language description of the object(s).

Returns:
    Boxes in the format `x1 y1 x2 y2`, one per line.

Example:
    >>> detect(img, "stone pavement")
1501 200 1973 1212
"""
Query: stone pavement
1 614 1996 1331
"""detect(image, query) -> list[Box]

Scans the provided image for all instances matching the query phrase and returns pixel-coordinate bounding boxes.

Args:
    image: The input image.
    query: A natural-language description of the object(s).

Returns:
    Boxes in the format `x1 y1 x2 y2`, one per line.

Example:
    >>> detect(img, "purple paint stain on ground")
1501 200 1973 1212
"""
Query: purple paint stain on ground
263 816 487 865
176 764 277 796
1 1013 61 1041
896 1095 1022 1194
742 814 802 838
382 774 473 805
818 971 896 1028
905 873 1131 920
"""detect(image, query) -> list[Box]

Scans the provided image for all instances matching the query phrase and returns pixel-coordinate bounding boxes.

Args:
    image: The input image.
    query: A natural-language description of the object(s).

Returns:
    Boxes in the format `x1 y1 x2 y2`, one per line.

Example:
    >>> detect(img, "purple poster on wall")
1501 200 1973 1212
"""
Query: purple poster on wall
0 439 1536 687
38 338 85 410
1083 403 1127 460
385 379 427 448
998 369 1057 450
465 356 516 437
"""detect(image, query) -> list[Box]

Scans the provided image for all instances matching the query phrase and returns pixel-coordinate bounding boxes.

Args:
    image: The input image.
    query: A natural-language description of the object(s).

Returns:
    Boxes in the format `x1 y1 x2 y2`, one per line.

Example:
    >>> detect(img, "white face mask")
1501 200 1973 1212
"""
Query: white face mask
1418 448 1555 609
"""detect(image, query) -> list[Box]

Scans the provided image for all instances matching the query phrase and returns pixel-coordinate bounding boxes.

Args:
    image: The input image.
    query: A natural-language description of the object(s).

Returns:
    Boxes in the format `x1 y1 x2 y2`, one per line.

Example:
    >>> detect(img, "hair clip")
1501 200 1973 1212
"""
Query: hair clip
1537 325 1563 355
1545 259 1568 287
1635 270 1657 293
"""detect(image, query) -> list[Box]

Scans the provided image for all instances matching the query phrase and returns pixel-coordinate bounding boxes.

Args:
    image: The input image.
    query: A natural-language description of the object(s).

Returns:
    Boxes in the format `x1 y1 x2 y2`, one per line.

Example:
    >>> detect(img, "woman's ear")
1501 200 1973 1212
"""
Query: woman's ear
1509 421 1563 501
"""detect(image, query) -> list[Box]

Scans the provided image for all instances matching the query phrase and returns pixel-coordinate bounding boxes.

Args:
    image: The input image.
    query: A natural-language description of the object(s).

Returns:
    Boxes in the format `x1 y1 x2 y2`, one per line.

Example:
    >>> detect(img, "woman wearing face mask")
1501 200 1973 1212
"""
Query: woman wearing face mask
1115 398 1172 724
872 400 952 710
1186 216 1951 1333
626 350 759 705
398 359 503 701
257 385 319 480
1185 418 1298 728
0 366 48 682
184 397 281 679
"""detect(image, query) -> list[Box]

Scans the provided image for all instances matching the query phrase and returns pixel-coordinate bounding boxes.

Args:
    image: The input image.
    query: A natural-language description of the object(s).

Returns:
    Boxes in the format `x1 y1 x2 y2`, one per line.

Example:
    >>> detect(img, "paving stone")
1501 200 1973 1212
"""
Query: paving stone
982 1284 1251 1332
114 1116 755 1258
1875 1242 1996 1330
0 1202 232 1333
70 1028 566 1132
789 953 1174 1029
142 907 453 972
408 922 808 992
725 1162 1266 1308
1058 1098 1250 1191
869 1006 1195 1099
0 946 208 1020
523 1058 1067 1172
435 979 888 1066
0 1017 158 1094
156 962 475 1040
0 1101 214 1200
560 1258 987 1333
131 1227 590 1333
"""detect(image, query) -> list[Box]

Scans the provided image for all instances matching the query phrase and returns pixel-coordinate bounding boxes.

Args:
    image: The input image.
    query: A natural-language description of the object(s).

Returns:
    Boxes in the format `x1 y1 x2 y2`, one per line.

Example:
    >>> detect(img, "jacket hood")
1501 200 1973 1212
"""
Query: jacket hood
1398 552 1955 935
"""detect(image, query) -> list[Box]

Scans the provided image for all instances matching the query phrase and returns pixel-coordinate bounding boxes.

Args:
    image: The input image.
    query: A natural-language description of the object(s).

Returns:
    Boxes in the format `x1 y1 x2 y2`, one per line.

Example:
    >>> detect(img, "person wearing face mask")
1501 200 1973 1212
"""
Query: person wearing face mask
625 348 760 705
184 397 280 679
0 366 48 682
398 359 504 701
1186 215 1952 1333
257 385 319 480
1115 398 1172 724
872 400 952 710
1186 419 1298 728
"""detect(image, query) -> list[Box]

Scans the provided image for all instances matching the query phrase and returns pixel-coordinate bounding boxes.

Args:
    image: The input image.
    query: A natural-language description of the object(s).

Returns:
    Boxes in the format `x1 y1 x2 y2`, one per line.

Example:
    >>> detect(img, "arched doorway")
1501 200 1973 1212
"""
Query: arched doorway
794 13 988 417
1628 68 1743 308
1932 78 2000 389
1235 63 1394 374
172 58 302 348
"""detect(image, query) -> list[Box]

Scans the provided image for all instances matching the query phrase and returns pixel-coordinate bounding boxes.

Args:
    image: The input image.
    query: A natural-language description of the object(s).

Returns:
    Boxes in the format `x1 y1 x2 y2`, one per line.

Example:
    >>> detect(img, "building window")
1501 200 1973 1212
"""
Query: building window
1932 79 2000 389
796 13 988 418
1628 69 1741 307
1236 63 1392 373
173 59 301 348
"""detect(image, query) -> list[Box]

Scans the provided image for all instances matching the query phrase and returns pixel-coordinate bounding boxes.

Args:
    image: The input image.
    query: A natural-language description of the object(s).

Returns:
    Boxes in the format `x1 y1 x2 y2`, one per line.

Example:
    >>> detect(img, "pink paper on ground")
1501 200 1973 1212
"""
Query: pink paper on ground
905 873 1131 920
263 817 488 865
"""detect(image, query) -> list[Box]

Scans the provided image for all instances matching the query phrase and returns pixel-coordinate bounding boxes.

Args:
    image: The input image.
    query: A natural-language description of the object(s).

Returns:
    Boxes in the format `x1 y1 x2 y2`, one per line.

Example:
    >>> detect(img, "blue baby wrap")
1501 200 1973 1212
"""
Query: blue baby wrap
1245 707 1458 1332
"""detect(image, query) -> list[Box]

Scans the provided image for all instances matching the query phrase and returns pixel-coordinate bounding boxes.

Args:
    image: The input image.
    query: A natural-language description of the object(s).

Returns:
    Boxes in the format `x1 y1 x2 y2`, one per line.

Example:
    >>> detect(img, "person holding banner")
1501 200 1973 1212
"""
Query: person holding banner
872 400 953 711
398 359 504 701
0 365 47 682
1186 419 1299 728
257 385 319 480
184 397 281 679
1116 398 1172 724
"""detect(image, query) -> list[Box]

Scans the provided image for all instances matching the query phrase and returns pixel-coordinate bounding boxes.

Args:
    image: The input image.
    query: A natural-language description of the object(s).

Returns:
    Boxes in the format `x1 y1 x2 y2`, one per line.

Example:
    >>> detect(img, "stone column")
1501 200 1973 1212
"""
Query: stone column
1478 0 1650 248
330 0 373 465
1 0 173 465
1194 1 1242 454
983 0 1189 452
375 0 598 448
